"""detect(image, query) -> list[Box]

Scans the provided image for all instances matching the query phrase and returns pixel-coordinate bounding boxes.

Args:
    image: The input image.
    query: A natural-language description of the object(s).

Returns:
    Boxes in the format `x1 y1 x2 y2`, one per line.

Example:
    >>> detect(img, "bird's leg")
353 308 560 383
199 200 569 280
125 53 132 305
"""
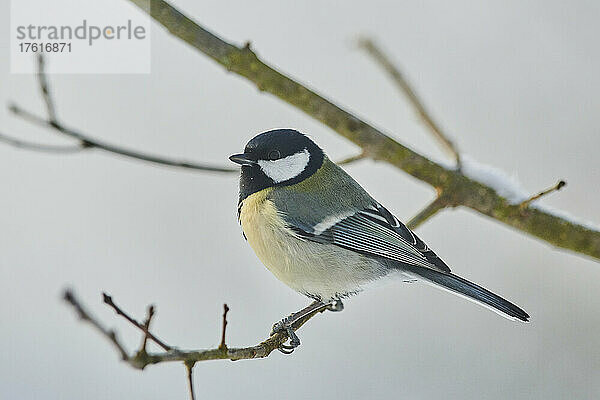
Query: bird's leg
271 299 344 354
270 300 327 343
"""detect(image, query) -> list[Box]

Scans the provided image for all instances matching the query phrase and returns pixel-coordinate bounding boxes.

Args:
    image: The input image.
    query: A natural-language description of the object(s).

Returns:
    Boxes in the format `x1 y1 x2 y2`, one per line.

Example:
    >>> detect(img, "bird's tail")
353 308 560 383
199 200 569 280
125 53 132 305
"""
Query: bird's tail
404 266 530 322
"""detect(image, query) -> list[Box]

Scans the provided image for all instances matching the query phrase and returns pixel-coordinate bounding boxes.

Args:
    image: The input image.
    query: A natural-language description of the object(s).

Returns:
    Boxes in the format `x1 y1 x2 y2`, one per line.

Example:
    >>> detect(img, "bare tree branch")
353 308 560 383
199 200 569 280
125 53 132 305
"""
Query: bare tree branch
6 55 237 174
8 102 238 172
125 0 599 260
64 290 325 370
357 38 461 167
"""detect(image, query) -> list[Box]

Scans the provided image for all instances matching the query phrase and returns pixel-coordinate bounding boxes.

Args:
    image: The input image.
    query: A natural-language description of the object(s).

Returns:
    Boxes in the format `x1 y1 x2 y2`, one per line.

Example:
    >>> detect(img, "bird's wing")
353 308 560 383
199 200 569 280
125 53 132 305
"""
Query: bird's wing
287 202 451 273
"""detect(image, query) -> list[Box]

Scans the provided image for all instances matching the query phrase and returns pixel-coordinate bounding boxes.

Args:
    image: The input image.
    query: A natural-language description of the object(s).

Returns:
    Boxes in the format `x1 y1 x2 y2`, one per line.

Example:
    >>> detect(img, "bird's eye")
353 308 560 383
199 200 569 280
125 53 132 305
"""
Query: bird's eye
268 150 281 160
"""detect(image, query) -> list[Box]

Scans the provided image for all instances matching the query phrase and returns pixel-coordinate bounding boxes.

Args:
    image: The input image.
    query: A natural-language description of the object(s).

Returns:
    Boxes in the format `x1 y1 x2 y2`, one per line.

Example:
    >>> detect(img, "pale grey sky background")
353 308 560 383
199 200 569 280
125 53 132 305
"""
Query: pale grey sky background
1 1 599 399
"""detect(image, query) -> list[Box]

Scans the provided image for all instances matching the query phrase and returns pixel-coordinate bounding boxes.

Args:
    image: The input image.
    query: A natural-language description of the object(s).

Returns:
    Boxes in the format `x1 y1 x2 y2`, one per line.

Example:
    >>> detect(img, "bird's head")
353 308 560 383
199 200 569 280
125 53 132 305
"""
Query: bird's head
230 129 325 200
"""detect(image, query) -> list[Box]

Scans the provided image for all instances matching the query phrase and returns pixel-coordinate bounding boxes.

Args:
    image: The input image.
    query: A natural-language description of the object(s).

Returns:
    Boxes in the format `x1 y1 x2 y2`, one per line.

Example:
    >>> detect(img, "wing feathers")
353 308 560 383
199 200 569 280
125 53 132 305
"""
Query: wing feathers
289 203 450 273
334 215 433 268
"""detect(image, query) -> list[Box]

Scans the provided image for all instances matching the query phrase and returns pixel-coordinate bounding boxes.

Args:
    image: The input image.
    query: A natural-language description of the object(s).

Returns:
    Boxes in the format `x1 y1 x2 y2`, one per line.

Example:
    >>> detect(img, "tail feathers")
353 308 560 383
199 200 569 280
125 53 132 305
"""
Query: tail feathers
405 266 530 322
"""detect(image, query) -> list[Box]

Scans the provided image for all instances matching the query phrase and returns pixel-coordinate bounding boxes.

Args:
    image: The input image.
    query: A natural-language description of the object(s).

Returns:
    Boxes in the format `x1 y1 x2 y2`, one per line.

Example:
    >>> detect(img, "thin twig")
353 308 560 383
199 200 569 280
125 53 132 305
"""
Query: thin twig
358 38 461 167
519 180 567 210
102 293 172 351
140 305 156 352
406 194 448 230
0 131 87 153
336 152 367 165
36 55 57 123
62 290 129 360
186 362 196 400
219 304 230 350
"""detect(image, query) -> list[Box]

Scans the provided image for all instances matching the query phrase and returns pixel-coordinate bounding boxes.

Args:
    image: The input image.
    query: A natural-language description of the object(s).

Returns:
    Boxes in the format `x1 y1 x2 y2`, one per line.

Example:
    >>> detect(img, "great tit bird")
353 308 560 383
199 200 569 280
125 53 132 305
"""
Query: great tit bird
230 129 529 352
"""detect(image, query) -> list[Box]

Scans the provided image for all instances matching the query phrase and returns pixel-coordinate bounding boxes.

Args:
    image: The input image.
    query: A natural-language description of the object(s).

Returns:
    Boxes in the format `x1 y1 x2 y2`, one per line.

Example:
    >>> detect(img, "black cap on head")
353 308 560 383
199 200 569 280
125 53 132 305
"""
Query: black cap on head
244 129 321 160
230 129 325 201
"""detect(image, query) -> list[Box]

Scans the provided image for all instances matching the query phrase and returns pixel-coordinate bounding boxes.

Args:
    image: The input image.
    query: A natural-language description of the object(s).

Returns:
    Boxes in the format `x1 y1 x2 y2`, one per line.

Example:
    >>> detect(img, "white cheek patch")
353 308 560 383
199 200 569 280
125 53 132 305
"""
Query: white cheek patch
258 149 310 183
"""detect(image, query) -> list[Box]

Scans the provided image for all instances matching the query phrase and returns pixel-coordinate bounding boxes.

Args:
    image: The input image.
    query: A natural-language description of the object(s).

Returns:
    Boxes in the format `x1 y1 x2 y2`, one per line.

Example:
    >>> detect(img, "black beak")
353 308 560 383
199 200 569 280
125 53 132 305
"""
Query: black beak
229 153 257 166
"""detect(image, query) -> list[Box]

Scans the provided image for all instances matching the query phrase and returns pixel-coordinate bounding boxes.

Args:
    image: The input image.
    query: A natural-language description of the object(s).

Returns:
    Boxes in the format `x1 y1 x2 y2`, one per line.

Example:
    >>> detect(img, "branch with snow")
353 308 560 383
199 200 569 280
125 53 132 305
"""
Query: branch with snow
120 0 599 260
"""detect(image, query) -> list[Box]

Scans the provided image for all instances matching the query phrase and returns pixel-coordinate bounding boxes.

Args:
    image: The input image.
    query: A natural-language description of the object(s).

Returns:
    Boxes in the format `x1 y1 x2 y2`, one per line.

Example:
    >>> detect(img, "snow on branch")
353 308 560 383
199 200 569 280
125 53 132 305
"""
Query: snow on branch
123 0 598 259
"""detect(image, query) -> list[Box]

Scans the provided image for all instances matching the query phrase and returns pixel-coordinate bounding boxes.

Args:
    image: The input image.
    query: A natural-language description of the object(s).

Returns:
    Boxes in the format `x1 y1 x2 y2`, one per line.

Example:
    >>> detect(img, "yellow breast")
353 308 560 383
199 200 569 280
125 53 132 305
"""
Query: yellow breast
238 188 298 285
